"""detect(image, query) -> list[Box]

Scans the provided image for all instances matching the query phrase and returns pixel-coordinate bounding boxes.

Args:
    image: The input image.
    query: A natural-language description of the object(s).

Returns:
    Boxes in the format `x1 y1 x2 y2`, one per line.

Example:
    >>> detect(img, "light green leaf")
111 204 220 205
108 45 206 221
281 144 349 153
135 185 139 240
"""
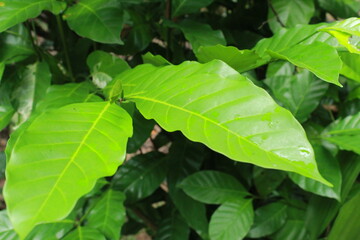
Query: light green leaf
318 0 360 18
265 70 329 123
0 0 65 33
319 18 360 54
142 52 171 66
328 191 360 240
0 210 18 240
179 170 248 204
340 52 360 82
268 42 342 86
172 0 213 17
155 212 190 240
112 152 168 202
87 190 126 240
4 102 133 238
62 227 106 240
87 50 130 89
248 202 287 238
209 199 254 240
266 61 295 78
268 0 315 33
322 112 360 154
65 0 124 44
177 20 226 53
289 146 342 201
119 60 329 185
197 45 267 73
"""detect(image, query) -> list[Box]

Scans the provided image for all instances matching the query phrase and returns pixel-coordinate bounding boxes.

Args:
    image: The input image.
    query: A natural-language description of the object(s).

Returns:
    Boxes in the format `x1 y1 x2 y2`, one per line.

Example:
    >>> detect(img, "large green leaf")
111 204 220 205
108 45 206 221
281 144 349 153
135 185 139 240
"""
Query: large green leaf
248 202 287 238
268 0 315 33
179 170 248 204
65 0 124 44
197 45 267 73
62 227 106 240
322 112 360 154
209 199 254 240
265 70 329 123
289 146 342 201
87 189 126 240
0 0 65 33
118 60 329 184
268 42 342 85
172 0 214 17
155 212 190 240
340 52 360 82
112 152 168 202
4 102 133 238
328 191 360 240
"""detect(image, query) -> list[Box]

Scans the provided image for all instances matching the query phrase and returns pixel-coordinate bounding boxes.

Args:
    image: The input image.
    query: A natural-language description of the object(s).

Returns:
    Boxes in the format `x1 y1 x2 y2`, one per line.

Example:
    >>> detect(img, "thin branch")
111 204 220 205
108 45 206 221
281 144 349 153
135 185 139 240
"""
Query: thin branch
267 0 286 28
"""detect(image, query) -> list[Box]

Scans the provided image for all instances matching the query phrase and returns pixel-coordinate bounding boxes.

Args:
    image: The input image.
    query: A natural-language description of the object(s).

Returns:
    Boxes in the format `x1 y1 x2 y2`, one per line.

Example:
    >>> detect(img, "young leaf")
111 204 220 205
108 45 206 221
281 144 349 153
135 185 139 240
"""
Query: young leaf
117 60 329 185
62 227 106 240
0 0 65 33
179 170 249 204
64 0 124 44
172 0 214 17
209 199 254 240
268 42 342 86
322 112 360 154
155 212 190 240
87 190 126 240
248 202 287 238
4 102 133 238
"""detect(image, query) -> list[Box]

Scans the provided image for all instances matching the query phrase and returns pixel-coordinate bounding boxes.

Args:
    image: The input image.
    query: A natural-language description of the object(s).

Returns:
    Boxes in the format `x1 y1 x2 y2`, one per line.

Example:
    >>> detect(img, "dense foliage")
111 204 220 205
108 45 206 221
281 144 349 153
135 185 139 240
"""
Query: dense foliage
0 0 360 239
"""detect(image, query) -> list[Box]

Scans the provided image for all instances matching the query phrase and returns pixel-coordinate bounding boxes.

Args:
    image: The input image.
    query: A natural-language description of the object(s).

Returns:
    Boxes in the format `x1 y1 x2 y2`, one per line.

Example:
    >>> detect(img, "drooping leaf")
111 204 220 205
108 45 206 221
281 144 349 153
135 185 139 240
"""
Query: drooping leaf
322 112 360 154
289 146 342 201
268 42 342 85
268 0 315 33
328 191 360 240
62 227 106 240
340 52 360 82
87 50 130 89
197 45 267 73
4 102 133 238
87 190 126 240
172 0 214 17
155 211 190 240
64 0 124 44
179 170 248 204
265 70 329 123
209 199 254 240
112 152 168 202
318 0 360 18
117 60 329 184
248 202 287 238
0 0 65 33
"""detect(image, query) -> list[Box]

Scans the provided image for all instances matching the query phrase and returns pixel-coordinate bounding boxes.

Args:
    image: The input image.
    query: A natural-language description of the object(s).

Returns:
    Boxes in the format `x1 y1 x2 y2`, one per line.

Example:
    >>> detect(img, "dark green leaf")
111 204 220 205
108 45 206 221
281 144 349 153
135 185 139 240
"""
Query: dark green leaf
155 212 190 240
253 167 287 197
318 0 360 18
172 0 213 17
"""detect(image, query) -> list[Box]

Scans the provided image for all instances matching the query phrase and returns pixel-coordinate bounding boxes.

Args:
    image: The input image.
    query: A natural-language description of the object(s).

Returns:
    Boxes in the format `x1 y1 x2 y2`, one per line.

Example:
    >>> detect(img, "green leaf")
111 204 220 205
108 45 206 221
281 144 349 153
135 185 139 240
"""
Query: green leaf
87 189 126 240
0 62 4 82
289 146 342 201
0 87 15 131
0 0 65 33
142 52 171 66
64 0 124 44
322 112 360 154
248 202 287 238
328 191 360 240
0 210 18 240
265 70 329 123
268 42 342 86
155 212 190 240
172 0 214 17
112 152 168 202
209 199 254 240
268 0 315 33
4 102 133 238
319 18 360 54
119 60 329 185
253 167 287 197
87 50 130 89
62 227 106 240
272 220 308 240
340 52 360 82
318 0 360 18
197 45 267 73
179 170 248 204
177 20 226 53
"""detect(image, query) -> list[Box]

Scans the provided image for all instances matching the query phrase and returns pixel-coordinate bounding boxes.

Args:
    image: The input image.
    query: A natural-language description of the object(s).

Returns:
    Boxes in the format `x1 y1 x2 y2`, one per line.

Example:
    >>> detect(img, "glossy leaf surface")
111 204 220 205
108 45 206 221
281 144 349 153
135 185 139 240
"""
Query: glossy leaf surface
209 199 253 240
4 102 132 238
180 170 248 204
65 0 124 44
119 60 328 184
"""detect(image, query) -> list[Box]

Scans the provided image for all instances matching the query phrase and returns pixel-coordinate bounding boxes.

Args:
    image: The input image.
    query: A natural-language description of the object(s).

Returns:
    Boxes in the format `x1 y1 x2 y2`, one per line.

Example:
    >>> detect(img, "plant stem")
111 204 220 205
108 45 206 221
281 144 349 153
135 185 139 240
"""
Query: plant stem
267 0 286 28
25 21 42 60
56 14 75 82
